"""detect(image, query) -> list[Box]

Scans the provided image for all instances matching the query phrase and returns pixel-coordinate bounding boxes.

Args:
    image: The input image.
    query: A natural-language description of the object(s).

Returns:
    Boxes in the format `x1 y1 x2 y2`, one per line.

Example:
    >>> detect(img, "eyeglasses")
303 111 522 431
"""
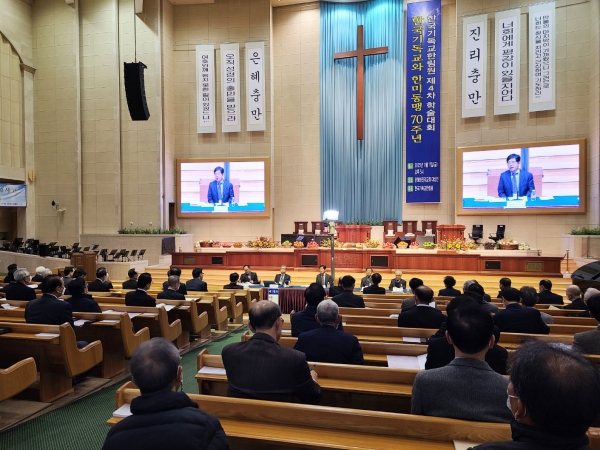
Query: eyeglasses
279 317 285 324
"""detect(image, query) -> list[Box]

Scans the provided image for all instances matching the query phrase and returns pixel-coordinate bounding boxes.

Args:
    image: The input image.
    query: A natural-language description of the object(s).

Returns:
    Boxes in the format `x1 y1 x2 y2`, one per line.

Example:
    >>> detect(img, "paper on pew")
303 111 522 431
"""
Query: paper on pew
35 333 60 338
454 440 482 450
548 305 560 310
1 303 18 309
402 337 422 343
387 354 427 370
103 309 115 313
99 319 120 324
113 403 132 418
73 319 91 327
157 303 176 312
281 329 291 335
27 284 38 289
198 366 227 375
185 297 199 301
389 314 399 319
128 313 139 319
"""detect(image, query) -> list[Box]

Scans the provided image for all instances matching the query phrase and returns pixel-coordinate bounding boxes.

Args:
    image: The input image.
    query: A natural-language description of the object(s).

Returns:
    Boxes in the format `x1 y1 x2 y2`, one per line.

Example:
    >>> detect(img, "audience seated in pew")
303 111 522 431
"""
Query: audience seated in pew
222 300 321 404
565 285 588 312
26 275 73 327
473 340 600 450
162 267 188 295
574 295 600 355
466 281 498 313
3 263 17 283
494 288 550 335
157 276 186 300
88 267 114 292
412 305 512 423
519 286 554 324
398 286 446 329
125 273 156 307
425 297 508 375
3 268 37 301
186 267 208 292
400 278 424 310
437 275 461 297
31 266 46 283
362 272 386 295
291 283 343 337
62 266 74 289
294 300 363 365
327 276 344 297
496 277 512 299
537 279 564 305
102 338 228 450
222 272 243 290
65 268 87 295
122 269 138 290
66 276 101 313
331 275 365 308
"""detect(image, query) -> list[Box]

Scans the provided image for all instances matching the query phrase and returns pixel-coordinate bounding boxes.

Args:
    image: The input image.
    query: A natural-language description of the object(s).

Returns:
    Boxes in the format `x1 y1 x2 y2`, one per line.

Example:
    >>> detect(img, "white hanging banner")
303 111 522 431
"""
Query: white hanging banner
220 43 241 133
462 14 487 118
529 2 555 112
494 9 520 115
196 45 216 134
245 41 266 131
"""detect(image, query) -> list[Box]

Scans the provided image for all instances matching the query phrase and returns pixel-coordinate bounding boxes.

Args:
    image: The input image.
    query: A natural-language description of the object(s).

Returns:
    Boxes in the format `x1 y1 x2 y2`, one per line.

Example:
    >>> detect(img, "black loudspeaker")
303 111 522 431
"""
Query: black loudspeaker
39 244 49 257
124 62 150 121
571 261 600 292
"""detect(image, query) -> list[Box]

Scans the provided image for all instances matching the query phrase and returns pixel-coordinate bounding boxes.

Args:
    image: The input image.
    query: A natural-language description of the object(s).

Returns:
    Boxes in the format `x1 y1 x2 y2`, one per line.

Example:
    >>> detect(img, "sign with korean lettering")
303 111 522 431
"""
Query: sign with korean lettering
196 45 216 134
529 2 555 112
0 184 26 207
245 41 266 132
405 0 441 203
494 9 520 115
462 14 487 118
220 43 241 133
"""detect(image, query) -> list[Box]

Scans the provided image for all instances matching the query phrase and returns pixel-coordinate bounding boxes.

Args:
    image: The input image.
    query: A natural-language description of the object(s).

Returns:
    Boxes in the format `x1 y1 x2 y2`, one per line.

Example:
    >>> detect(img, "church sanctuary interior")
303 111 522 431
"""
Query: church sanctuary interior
1 0 600 448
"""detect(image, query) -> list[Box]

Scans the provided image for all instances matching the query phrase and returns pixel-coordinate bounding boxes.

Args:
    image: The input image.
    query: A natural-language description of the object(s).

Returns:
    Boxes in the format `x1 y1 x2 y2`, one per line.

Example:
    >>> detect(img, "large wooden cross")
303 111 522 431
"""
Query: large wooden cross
334 25 388 141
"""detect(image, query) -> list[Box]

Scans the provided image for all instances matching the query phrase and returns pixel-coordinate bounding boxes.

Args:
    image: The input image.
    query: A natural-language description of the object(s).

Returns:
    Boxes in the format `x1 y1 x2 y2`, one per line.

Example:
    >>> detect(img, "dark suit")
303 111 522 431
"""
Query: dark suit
332 290 365 308
573 326 600 355
564 297 587 311
122 279 138 290
88 279 114 292
497 169 535 198
493 303 549 334
207 179 234 204
294 326 364 365
240 272 259 284
223 283 243 290
66 294 102 313
327 286 344 297
316 273 333 287
186 278 208 292
389 278 407 290
157 289 185 300
125 289 156 307
438 287 461 297
360 276 372 288
3 282 37 301
222 332 321 404
162 281 187 296
3 271 15 283
32 274 43 283
398 305 446 329
25 294 73 326
274 274 291 286
362 285 386 295
537 290 564 305
290 305 343 337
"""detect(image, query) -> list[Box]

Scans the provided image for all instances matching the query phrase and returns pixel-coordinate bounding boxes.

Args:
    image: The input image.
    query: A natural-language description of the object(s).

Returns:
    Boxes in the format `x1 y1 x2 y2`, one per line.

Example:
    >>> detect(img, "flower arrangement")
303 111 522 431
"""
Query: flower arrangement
293 241 305 248
307 240 319 248
365 238 380 249
518 242 530 250
382 242 396 249
438 237 478 251
247 236 277 248
233 242 243 248
423 241 436 249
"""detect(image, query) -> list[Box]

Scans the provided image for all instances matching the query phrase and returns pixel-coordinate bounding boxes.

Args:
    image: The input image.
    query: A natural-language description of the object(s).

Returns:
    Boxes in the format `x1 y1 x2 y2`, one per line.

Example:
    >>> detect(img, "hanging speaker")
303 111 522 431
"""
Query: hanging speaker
124 62 150 121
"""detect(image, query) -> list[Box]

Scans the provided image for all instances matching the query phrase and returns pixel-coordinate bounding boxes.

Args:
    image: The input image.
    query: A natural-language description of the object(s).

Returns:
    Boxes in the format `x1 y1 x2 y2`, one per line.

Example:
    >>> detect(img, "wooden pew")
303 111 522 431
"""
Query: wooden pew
158 299 211 344
0 358 37 403
197 295 229 331
206 291 243 324
215 289 256 314
0 322 103 402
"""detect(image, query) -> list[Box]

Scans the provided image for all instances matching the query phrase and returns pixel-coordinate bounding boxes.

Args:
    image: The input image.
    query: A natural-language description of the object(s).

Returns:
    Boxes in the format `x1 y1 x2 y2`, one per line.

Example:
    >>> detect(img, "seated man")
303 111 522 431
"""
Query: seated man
66 277 101 313
316 265 333 288
223 272 243 290
466 282 498 314
474 340 600 450
239 265 259 284
564 285 587 311
125 273 156 307
496 277 511 299
157 276 185 300
412 306 512 423
400 278 424 310
520 286 553 324
537 279 564 305
3 263 17 282
437 275 461 297
102 338 228 450
389 270 407 291
360 268 373 288
66 268 87 295
294 300 363 365
3 268 37 301
494 288 549 334
291 283 343 337
25 275 73 326
398 286 446 329
274 265 291 286
122 269 138 290
573 294 600 355
31 266 46 282
331 275 365 308
62 266 74 289
327 277 344 297
362 272 385 295
162 268 187 295
222 301 321 404
186 268 208 292
87 267 114 292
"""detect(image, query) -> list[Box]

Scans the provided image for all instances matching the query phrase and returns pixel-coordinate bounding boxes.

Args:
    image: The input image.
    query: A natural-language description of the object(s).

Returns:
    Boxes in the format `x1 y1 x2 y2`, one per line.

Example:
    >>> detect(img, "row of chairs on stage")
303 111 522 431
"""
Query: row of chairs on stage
469 224 506 243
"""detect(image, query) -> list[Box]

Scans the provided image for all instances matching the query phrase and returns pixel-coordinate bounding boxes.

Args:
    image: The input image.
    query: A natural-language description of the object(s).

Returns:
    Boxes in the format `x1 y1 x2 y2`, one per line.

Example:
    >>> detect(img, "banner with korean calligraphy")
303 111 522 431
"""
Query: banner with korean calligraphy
220 43 241 133
462 14 487 118
405 0 441 203
529 2 555 112
245 42 266 132
196 45 215 134
0 184 26 207
494 9 520 115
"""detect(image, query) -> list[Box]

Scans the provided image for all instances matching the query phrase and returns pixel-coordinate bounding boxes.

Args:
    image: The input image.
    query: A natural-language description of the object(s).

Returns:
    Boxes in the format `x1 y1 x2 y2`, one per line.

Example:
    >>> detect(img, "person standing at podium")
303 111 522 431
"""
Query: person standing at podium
207 166 234 204
497 153 535 199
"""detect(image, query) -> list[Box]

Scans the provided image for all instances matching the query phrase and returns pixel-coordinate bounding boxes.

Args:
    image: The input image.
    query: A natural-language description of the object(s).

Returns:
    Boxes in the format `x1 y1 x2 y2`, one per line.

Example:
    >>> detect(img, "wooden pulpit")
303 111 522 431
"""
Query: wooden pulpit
71 251 97 282
336 225 372 243
436 224 466 242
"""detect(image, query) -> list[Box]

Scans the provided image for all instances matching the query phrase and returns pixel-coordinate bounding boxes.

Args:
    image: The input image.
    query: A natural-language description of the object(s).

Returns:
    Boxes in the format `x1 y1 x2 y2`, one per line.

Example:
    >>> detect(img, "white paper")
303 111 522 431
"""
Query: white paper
392 287 404 293
402 337 422 343
113 403 132 418
245 41 266 131
73 319 89 327
196 44 216 134
281 329 291 335
157 303 175 312
198 366 227 375
1 303 18 309
454 441 482 450
35 333 60 338
221 43 241 132
27 284 38 289
128 313 139 319
462 14 487 118
99 319 120 324
494 9 520 115
389 314 399 319
387 354 427 370
185 297 199 301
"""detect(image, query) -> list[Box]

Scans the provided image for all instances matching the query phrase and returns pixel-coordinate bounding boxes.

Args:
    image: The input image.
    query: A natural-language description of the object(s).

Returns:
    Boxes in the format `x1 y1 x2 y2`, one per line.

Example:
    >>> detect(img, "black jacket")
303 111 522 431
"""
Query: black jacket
186 279 208 292
332 290 365 308
3 282 37 300
291 305 343 337
294 326 364 365
222 283 243 290
563 298 587 311
240 272 259 284
88 279 114 292
398 305 446 329
25 294 73 326
537 290 564 305
125 289 156 307
66 294 102 313
102 390 229 450
438 287 462 297
157 289 186 300
162 281 187 295
122 279 138 290
362 285 386 295
493 303 550 334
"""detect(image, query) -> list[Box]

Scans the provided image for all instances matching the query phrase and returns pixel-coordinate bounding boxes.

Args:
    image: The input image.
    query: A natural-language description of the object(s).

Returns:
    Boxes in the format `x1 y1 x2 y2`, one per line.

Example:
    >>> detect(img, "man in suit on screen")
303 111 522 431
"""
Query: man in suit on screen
497 153 535 198
207 166 234 204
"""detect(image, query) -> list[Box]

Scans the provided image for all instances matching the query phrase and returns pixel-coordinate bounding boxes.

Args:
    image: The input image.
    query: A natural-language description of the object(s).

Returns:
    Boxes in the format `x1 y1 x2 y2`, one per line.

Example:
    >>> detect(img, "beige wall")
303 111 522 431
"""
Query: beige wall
590 0 599 226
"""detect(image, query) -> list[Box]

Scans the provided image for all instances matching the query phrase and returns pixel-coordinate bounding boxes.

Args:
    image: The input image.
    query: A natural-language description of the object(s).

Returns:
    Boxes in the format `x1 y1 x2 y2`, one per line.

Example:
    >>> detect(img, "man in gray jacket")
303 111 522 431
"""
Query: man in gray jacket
411 305 512 423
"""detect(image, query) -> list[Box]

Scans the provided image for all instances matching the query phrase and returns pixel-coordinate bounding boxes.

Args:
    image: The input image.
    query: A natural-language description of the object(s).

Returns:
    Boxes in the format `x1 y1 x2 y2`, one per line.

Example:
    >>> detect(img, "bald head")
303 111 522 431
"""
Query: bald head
584 288 600 302
248 300 281 331
565 285 581 300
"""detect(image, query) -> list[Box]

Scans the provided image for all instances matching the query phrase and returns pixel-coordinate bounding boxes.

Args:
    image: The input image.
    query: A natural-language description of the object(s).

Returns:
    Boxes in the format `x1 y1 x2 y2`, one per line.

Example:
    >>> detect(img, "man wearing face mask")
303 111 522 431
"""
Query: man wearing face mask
25 275 74 327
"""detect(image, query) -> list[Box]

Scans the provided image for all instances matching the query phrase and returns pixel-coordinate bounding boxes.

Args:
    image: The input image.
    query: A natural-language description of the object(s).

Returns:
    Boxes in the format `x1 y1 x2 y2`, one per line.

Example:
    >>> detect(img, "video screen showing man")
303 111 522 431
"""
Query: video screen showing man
497 153 535 199
207 166 235 205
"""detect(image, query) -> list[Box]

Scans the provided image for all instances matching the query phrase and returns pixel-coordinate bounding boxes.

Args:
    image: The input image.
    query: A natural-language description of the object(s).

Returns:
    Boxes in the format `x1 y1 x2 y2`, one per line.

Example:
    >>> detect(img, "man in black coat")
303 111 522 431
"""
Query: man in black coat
362 272 386 295
331 275 365 308
398 286 446 329
389 270 407 291
294 300 363 365
239 265 259 284
537 279 564 305
25 275 73 326
316 265 333 288
564 285 587 311
291 283 344 337
3 263 17 283
87 267 114 292
493 288 549 334
125 273 156 307
66 276 101 313
437 275 461 297
3 268 37 301
162 267 187 295
274 265 291 286
102 338 228 450
122 269 138 290
223 272 244 290
157 276 186 300
186 268 208 292
222 301 321 404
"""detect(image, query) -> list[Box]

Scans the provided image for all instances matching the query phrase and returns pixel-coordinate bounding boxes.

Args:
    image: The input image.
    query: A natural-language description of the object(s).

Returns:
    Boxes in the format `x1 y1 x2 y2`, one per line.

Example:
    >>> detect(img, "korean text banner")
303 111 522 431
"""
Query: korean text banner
405 0 441 203
462 14 487 118
221 43 241 133
0 184 26 207
245 41 266 131
494 9 520 115
529 2 555 112
196 45 216 134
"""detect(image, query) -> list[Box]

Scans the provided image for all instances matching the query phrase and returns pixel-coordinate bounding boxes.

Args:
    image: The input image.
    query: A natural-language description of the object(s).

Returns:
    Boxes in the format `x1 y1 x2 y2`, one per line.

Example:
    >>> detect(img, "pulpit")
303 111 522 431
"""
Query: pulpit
336 225 371 243
311 221 324 235
436 224 466 242
383 220 398 243
71 251 97 282
294 222 308 235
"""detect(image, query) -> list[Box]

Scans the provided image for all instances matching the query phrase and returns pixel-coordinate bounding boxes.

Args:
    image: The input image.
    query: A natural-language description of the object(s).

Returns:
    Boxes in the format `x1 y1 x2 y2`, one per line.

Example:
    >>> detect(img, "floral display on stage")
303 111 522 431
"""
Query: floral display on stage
437 236 479 252
247 236 277 248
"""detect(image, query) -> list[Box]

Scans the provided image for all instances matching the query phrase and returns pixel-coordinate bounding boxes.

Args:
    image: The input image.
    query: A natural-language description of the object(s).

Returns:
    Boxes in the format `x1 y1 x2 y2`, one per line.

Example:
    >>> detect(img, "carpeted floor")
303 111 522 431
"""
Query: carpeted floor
0 328 248 450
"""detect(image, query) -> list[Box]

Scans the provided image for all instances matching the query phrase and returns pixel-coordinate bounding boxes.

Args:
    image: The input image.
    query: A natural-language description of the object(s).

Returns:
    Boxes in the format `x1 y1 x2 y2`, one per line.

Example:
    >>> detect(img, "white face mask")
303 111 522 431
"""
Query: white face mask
506 397 512 412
